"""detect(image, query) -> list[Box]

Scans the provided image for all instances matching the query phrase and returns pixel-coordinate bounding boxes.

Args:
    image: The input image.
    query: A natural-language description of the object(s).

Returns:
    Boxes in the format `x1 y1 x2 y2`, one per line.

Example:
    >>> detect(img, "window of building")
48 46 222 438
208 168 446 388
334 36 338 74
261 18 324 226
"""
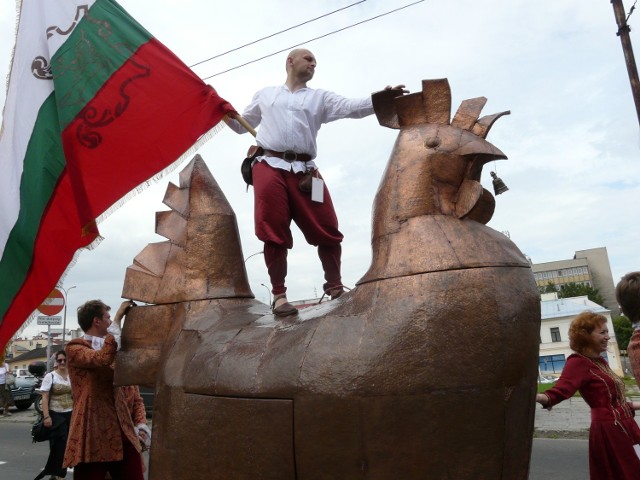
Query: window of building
539 354 566 374
550 327 561 342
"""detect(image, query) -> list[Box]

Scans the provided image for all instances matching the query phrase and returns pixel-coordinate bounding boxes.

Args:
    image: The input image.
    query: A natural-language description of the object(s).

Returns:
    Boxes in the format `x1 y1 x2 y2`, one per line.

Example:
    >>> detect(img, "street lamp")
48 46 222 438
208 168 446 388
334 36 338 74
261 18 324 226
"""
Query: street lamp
60 285 76 346
244 250 264 264
260 283 272 306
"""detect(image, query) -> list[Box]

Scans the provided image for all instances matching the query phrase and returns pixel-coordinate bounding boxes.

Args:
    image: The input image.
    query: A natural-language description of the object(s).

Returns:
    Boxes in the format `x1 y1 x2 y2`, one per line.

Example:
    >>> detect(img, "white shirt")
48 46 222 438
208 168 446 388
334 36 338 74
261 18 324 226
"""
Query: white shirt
229 85 374 174
0 363 9 384
39 370 73 412
39 370 71 392
83 321 122 351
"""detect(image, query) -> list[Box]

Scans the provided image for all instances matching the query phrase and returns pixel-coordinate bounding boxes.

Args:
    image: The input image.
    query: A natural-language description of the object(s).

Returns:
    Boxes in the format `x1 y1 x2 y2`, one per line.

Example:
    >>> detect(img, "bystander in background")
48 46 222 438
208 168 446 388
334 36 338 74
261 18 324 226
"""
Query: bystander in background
34 350 73 480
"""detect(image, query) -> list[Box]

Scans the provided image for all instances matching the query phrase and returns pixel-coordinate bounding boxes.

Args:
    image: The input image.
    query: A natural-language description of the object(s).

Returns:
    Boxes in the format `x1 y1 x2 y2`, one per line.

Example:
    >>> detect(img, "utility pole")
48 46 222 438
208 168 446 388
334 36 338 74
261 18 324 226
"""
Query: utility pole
611 0 640 126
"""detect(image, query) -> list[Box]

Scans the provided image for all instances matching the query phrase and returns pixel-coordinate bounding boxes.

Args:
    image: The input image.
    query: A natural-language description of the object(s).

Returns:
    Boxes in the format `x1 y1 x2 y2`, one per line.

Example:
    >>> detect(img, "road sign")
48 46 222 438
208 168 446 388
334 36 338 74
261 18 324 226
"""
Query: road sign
37 315 62 325
37 288 64 315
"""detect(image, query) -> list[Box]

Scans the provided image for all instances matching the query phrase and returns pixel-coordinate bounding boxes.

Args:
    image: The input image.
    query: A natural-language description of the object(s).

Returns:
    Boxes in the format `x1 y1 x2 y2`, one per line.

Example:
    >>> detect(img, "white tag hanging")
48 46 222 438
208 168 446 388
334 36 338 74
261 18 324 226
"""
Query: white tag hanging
311 177 324 203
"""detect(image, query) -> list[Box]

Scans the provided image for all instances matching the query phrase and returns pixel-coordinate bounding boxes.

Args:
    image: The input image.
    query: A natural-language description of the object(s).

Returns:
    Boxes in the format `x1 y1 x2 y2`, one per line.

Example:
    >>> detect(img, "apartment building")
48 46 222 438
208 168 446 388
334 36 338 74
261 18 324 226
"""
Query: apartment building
531 247 619 316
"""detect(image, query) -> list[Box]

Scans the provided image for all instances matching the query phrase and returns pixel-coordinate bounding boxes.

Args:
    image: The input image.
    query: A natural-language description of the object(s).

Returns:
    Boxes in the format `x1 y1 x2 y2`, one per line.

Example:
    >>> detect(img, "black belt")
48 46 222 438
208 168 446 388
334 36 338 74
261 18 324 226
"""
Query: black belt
264 149 312 162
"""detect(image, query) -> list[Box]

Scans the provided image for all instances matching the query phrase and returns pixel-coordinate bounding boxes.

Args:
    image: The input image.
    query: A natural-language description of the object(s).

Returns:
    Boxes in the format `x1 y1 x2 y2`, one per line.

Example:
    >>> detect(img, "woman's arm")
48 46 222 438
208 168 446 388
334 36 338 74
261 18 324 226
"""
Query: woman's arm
41 391 52 427
40 373 53 427
536 355 588 409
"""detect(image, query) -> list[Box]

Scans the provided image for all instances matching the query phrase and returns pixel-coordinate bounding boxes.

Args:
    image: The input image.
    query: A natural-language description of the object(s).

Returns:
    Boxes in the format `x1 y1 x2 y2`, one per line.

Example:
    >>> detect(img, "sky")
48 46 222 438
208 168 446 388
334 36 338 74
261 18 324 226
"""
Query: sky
1 0 639 337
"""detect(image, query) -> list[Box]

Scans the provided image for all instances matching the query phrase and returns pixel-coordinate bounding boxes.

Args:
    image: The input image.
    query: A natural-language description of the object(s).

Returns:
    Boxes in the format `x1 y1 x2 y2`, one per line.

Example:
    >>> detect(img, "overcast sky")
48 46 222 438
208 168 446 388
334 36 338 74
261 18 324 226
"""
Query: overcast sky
1 0 639 337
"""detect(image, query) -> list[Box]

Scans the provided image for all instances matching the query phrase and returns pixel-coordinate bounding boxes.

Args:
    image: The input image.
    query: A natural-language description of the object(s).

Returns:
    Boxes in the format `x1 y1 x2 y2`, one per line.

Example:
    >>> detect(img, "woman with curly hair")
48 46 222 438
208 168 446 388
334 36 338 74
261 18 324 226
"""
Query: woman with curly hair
536 311 640 479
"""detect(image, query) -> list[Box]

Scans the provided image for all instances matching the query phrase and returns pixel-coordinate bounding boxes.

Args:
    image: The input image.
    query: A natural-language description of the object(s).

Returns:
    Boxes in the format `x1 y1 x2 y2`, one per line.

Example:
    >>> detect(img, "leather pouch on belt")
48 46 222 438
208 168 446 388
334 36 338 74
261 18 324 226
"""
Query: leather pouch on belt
298 169 316 193
241 145 263 187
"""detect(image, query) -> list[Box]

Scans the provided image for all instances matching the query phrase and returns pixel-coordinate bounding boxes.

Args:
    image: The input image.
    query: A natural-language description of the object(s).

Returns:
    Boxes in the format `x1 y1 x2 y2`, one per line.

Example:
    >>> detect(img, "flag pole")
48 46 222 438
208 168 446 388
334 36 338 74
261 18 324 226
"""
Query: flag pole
227 112 258 137
227 112 257 137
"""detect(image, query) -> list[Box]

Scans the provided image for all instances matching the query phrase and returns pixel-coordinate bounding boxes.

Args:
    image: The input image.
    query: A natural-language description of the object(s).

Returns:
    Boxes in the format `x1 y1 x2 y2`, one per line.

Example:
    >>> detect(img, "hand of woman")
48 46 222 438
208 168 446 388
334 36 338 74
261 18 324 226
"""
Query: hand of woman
536 393 552 411
43 415 52 427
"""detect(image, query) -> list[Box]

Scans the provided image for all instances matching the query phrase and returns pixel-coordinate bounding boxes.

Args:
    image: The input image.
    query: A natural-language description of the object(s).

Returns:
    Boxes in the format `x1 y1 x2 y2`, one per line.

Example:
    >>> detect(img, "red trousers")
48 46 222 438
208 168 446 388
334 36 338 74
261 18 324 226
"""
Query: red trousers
253 161 343 296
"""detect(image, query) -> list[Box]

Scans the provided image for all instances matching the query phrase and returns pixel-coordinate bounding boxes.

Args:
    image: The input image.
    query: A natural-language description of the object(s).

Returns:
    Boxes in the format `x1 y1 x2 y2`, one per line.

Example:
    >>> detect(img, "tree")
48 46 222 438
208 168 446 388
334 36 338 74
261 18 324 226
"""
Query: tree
557 282 606 307
613 315 633 351
540 282 558 294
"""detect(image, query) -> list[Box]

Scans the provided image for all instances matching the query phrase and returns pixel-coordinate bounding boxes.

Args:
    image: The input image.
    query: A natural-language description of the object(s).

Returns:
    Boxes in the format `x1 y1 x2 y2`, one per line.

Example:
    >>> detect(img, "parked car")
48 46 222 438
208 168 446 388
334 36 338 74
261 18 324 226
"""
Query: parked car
9 375 38 410
539 375 556 384
139 385 154 418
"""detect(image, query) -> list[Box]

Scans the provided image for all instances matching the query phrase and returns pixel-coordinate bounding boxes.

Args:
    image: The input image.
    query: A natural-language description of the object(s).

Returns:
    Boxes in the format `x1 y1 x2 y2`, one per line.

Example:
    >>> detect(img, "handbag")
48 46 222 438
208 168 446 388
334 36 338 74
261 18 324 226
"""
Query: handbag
5 371 15 386
31 415 50 443
31 372 54 443
241 145 263 187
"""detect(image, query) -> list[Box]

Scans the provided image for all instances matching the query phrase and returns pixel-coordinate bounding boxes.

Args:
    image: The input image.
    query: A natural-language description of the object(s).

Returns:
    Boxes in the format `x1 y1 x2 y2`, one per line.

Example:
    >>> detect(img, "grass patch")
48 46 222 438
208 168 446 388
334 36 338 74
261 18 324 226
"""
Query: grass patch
537 382 556 393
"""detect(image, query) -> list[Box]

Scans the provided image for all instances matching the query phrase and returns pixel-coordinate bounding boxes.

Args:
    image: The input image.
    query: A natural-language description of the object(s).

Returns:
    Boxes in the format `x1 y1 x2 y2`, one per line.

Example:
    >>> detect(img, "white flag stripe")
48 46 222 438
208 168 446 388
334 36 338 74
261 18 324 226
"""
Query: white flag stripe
42 297 64 306
0 0 96 255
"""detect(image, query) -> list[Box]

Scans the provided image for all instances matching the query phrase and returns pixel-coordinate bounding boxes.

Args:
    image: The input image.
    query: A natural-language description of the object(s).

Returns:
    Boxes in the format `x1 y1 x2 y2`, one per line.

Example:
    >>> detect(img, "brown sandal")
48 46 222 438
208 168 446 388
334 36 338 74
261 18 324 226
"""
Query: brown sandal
272 294 298 316
326 286 346 300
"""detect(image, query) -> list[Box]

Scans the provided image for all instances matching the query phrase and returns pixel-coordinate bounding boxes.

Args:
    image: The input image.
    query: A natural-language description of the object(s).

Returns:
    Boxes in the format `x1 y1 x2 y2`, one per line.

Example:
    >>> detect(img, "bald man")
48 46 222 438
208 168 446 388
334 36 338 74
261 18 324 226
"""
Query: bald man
227 48 404 315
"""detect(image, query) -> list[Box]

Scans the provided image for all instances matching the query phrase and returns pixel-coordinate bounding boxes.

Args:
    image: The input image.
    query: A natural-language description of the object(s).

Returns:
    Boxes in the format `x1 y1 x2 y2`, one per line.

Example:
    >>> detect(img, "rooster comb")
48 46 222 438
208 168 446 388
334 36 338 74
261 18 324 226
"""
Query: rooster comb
373 78 510 138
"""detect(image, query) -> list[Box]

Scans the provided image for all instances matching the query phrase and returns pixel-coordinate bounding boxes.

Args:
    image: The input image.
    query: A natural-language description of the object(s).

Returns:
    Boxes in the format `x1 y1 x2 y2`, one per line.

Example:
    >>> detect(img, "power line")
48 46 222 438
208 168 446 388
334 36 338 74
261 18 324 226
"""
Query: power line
189 0 367 68
201 0 425 81
626 0 637 23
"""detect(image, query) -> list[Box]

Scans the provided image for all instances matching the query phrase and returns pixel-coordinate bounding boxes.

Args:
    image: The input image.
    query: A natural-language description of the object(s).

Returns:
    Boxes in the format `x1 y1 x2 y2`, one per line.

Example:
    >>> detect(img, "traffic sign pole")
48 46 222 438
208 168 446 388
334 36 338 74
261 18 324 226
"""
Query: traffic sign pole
38 288 65 369
47 325 51 365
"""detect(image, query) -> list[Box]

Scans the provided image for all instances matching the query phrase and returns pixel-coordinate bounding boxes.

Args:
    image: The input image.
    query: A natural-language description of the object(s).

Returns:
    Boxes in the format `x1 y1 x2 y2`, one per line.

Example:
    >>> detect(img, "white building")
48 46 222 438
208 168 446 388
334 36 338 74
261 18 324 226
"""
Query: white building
538 293 623 377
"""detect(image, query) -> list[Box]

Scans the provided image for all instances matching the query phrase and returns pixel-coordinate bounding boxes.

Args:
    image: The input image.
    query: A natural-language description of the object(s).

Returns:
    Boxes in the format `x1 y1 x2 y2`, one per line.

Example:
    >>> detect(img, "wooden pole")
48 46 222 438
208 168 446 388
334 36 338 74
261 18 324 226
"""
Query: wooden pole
227 112 257 137
611 0 640 127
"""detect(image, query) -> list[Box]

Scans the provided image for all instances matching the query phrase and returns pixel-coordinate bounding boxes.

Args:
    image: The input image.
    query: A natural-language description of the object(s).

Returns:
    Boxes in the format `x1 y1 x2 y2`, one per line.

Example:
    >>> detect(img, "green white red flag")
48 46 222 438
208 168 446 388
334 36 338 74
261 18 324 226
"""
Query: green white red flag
0 0 235 349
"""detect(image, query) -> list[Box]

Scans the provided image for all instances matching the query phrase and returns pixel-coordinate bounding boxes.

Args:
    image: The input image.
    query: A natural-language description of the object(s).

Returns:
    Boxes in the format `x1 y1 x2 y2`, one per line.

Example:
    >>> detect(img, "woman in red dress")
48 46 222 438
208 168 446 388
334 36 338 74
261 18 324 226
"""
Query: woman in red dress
536 311 640 479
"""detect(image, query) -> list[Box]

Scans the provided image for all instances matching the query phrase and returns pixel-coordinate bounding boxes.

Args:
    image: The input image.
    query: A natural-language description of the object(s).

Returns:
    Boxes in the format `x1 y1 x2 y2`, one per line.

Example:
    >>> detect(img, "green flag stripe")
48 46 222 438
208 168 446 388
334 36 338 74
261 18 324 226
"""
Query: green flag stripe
0 94 66 319
53 0 152 130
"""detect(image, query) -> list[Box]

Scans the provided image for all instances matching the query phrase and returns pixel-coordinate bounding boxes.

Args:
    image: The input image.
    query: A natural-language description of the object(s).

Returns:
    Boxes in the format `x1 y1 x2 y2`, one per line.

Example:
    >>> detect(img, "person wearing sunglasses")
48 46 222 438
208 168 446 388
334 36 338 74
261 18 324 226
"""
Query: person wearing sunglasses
35 350 72 480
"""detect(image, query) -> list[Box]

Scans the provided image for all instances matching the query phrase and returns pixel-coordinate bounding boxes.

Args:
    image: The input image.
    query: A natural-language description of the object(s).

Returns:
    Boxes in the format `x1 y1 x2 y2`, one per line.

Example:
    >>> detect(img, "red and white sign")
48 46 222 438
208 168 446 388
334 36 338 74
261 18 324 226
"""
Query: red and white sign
37 288 64 315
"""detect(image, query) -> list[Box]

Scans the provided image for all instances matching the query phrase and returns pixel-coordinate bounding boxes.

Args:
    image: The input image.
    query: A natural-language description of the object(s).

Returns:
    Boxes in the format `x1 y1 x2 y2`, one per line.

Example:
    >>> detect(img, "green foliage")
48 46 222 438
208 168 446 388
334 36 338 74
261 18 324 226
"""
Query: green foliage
540 282 558 294
557 282 606 307
613 315 633 351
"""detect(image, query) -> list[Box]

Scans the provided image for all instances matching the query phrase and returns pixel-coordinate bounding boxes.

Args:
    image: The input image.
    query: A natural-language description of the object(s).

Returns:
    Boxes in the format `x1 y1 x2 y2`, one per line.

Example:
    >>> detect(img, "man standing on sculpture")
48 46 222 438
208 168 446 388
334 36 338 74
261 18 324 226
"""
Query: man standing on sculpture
64 299 145 480
227 47 405 315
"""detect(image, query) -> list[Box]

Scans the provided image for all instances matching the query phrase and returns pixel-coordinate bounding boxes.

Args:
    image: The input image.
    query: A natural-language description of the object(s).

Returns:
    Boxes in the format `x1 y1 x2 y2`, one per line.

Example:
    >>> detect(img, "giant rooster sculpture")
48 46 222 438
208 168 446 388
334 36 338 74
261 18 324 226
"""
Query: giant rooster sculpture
115 79 541 479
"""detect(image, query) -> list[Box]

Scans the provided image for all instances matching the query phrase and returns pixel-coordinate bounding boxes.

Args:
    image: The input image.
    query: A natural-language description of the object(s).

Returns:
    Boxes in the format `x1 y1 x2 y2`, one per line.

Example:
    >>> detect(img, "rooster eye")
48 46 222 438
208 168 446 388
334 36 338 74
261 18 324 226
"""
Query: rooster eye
424 137 440 149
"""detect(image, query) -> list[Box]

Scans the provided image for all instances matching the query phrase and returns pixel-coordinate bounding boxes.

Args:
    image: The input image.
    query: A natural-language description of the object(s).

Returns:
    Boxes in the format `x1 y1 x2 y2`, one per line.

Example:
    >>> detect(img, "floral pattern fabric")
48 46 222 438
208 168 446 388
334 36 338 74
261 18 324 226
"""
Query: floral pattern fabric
63 335 142 467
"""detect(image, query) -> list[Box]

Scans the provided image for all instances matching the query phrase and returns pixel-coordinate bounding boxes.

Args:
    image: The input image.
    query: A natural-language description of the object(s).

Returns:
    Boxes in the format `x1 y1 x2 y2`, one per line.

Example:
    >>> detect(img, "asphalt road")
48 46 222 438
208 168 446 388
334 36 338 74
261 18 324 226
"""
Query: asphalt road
0 414 588 479
0 419 150 480
529 438 589 480
0 420 52 480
